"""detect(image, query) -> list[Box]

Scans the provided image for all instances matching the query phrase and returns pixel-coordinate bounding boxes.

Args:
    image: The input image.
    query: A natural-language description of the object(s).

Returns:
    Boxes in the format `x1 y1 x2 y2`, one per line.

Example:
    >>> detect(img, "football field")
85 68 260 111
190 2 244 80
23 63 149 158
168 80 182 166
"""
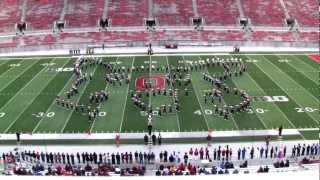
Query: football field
0 53 318 139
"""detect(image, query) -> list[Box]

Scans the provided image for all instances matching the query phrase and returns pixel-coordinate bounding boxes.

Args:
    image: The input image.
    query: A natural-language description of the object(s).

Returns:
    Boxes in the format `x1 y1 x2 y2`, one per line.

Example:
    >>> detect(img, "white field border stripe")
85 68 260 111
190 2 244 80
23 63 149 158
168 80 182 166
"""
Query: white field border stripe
182 55 210 130
60 65 99 133
0 53 314 60
243 54 303 129
0 129 305 140
196 56 240 130
119 57 135 132
221 55 268 129
0 59 40 92
165 56 181 132
3 58 59 133
255 56 319 125
264 55 318 102
89 57 119 132
32 59 74 133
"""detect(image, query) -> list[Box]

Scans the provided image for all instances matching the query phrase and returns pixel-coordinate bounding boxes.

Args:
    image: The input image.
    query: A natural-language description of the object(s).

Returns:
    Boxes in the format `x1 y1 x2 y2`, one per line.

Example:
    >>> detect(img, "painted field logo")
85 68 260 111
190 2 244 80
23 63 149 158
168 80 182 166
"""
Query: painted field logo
135 75 165 89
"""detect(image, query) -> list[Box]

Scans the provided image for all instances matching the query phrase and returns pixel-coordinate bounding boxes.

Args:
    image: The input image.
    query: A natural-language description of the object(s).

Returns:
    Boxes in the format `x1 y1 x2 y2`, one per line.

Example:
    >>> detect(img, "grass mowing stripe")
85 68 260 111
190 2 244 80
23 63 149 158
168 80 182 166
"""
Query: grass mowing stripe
169 56 207 131
89 57 119 133
7 59 72 133
121 56 150 132
294 55 319 68
184 56 236 131
267 55 318 98
196 56 242 130
32 64 75 133
117 57 133 132
62 63 106 133
0 59 46 109
247 56 318 128
0 60 18 76
231 55 296 129
209 55 266 130
0 60 38 92
285 55 318 83
91 57 131 132
165 56 181 131
149 56 179 132
38 66 93 133
0 58 56 133
260 55 319 122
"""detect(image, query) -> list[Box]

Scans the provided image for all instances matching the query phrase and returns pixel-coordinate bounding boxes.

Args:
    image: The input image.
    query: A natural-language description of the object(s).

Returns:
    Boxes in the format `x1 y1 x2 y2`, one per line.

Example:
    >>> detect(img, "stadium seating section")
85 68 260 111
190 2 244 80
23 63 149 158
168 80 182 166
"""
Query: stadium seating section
153 0 193 26
64 0 104 28
197 0 239 25
0 0 317 48
241 0 285 26
0 0 318 31
0 0 20 32
108 0 147 26
26 0 63 30
284 0 318 27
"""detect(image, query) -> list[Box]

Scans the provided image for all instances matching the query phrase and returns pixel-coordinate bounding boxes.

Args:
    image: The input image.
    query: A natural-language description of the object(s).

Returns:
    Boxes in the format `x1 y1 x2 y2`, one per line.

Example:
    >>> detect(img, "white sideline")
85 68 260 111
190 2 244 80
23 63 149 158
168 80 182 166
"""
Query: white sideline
0 46 318 58
0 128 311 141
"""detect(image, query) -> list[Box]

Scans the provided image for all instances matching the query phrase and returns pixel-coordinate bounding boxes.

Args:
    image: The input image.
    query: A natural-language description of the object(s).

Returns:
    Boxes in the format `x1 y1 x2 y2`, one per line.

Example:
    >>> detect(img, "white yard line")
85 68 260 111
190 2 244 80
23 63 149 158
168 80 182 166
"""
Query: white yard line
89 57 119 132
255 56 319 125
262 55 318 102
182 55 211 130
200 59 240 130
119 57 135 132
242 55 304 130
3 58 59 133
0 59 40 92
216 55 268 130
275 54 318 84
165 56 181 132
60 66 99 133
32 61 75 133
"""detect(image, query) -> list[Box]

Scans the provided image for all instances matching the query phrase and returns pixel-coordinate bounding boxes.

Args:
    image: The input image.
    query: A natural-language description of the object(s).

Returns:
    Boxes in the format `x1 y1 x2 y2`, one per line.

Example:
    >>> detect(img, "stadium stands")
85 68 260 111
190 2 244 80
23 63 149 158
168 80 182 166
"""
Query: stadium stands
250 31 296 41
284 0 318 26
197 0 240 25
0 0 318 32
0 37 18 48
2 30 318 48
64 0 104 28
241 0 285 26
25 0 63 30
108 0 148 26
153 0 194 26
0 0 20 32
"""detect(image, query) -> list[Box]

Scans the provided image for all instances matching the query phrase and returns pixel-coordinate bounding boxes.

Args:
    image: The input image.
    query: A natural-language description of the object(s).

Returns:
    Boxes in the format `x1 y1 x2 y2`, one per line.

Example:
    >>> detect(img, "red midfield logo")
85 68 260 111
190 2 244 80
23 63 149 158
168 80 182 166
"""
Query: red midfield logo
135 75 166 89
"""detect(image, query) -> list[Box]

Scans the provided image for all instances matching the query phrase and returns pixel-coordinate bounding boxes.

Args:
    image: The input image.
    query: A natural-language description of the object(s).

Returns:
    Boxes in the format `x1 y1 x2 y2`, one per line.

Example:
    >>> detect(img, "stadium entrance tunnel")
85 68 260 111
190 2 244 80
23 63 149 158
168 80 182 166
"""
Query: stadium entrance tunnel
135 75 165 90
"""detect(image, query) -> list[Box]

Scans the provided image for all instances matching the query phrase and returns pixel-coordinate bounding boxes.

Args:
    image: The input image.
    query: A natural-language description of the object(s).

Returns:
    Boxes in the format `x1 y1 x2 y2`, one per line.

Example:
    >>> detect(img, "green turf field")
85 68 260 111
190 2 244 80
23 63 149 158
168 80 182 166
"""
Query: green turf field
0 53 318 137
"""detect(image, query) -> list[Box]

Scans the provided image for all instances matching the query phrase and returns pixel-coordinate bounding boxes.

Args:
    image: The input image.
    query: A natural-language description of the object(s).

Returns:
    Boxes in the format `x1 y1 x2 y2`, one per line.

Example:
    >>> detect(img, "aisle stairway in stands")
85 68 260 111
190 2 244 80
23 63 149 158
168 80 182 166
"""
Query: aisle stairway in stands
20 0 27 22
102 0 109 20
192 0 198 17
148 0 153 18
60 0 68 21
236 0 245 18
278 0 290 19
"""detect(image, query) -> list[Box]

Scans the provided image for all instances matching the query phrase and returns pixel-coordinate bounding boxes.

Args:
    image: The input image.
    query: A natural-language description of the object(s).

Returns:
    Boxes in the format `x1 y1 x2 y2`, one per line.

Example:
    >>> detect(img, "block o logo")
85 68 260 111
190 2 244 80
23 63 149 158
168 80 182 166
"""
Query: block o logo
135 75 165 89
